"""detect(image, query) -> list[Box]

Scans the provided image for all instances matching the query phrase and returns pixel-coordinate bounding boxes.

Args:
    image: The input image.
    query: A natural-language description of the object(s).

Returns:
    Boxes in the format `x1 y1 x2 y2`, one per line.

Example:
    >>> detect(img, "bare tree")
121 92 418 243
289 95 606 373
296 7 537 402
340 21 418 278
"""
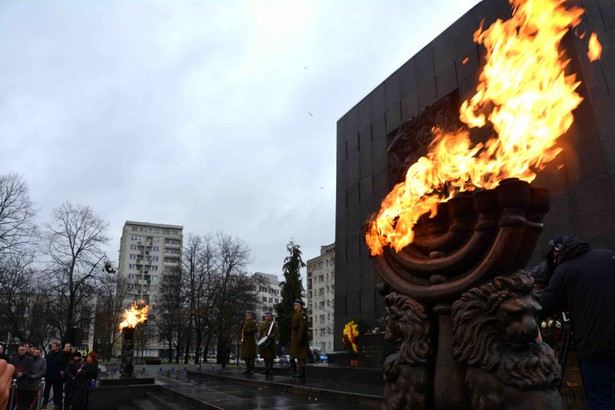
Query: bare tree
181 234 215 364
93 261 127 360
212 233 253 366
0 173 38 257
156 269 184 363
0 253 52 348
44 202 109 339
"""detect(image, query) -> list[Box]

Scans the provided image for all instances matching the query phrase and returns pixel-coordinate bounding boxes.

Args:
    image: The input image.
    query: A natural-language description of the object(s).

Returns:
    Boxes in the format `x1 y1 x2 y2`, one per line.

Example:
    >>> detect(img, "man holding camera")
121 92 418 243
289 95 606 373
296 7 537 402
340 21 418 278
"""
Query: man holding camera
536 236 615 410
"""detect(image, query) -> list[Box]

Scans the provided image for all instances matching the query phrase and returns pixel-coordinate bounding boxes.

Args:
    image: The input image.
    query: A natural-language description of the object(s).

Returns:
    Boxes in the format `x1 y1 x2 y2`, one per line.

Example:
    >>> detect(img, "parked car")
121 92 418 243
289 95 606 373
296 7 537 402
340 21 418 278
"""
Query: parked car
319 355 328 363
256 355 264 364
278 355 290 365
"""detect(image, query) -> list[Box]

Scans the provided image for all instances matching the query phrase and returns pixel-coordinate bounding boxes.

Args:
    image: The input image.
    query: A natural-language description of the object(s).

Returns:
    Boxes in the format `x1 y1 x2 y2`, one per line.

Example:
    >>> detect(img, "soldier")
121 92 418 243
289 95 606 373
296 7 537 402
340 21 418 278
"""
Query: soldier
290 299 309 379
258 311 278 375
240 311 258 375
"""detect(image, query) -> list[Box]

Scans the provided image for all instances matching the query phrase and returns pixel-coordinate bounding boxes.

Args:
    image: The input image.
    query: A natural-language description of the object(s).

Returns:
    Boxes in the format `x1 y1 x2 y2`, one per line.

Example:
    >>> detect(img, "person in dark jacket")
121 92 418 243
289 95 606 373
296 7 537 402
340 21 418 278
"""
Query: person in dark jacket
71 352 98 410
9 344 34 410
29 347 46 405
63 351 82 410
43 342 63 409
538 236 615 410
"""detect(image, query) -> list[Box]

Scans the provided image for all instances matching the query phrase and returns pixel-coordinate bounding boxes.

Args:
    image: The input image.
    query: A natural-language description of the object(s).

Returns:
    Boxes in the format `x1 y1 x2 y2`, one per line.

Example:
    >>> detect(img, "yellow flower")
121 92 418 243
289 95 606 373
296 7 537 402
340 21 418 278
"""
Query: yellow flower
342 320 360 353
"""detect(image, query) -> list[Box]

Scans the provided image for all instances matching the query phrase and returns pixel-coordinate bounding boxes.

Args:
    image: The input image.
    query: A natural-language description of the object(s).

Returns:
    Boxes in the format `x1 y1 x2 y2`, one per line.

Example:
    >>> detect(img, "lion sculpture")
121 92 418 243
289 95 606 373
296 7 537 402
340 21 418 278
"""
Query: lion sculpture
382 293 432 410
451 270 565 409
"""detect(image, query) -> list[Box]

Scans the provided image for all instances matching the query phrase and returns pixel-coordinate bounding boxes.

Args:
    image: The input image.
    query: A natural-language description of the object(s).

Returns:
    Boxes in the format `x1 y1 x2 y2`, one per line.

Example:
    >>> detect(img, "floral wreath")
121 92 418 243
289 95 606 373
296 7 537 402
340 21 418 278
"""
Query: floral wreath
342 320 360 353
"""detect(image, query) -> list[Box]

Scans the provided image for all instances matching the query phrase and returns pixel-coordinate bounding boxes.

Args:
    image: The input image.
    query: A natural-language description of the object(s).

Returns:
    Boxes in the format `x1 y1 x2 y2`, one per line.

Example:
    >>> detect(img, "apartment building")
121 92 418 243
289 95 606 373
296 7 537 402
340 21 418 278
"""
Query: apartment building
117 220 183 357
252 272 281 321
306 243 335 353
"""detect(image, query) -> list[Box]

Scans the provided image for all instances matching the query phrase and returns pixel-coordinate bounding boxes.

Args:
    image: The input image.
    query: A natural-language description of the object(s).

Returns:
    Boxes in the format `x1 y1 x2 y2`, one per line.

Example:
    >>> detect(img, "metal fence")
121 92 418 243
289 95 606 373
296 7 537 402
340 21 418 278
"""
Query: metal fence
6 378 45 410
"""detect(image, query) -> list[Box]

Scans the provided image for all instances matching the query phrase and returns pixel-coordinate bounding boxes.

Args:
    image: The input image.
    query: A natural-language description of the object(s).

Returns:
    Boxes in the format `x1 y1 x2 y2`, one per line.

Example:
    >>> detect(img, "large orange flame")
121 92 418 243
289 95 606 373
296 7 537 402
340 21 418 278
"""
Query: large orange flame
119 302 150 331
365 0 602 256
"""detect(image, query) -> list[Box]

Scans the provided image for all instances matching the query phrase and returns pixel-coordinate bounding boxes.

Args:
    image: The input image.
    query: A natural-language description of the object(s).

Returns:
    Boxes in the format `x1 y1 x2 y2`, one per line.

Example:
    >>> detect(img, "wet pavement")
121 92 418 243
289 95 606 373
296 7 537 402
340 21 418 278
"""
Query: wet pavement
142 363 382 409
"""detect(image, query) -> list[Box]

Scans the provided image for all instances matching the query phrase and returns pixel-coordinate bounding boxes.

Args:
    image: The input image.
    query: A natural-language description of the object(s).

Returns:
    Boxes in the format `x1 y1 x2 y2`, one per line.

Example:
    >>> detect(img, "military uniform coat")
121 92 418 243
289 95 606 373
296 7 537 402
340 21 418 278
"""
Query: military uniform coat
290 308 309 359
240 319 258 359
258 319 278 360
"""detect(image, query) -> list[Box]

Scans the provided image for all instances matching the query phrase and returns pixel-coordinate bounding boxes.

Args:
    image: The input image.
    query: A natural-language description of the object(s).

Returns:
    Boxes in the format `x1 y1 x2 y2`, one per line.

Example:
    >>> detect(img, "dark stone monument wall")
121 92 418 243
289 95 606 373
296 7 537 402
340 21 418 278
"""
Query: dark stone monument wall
334 0 615 351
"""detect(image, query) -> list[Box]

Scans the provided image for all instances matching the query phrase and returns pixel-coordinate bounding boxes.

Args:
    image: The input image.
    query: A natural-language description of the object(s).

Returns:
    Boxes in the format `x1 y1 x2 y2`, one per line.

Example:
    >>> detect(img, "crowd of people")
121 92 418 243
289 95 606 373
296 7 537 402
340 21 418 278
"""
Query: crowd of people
0 236 612 410
0 341 99 410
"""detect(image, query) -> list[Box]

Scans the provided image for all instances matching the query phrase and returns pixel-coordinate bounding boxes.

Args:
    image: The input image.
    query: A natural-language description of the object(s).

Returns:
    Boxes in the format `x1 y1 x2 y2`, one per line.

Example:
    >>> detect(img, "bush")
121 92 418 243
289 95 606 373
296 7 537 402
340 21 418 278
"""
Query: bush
144 358 162 365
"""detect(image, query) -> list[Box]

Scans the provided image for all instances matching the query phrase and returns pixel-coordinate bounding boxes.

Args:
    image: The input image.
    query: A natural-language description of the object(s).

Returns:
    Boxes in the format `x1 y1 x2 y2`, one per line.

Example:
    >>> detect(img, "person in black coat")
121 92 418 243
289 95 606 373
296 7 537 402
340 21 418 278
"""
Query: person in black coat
537 236 615 410
9 344 34 410
71 352 98 410
42 342 63 409
63 351 82 410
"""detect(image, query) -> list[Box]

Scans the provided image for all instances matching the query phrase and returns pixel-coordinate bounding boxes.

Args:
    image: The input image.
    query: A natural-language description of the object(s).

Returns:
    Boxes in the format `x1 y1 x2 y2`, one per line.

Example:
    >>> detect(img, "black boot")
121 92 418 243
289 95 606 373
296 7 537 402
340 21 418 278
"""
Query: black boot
295 366 305 379
290 359 296 376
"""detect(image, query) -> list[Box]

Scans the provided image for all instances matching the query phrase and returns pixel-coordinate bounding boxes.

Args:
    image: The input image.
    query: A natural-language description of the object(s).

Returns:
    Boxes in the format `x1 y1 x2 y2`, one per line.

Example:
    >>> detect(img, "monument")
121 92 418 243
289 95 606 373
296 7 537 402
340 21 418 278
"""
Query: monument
336 0 611 408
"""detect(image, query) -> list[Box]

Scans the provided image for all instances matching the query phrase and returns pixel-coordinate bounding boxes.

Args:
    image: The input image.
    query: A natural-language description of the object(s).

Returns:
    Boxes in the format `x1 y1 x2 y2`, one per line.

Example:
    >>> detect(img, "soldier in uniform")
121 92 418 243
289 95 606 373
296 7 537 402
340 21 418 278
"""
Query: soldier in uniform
290 299 309 378
258 311 278 375
240 311 258 375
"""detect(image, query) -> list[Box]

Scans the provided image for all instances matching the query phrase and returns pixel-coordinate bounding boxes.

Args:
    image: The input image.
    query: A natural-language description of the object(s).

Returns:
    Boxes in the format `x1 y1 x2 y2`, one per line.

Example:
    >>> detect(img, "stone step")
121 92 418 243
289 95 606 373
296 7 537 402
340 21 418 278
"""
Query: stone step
147 390 204 410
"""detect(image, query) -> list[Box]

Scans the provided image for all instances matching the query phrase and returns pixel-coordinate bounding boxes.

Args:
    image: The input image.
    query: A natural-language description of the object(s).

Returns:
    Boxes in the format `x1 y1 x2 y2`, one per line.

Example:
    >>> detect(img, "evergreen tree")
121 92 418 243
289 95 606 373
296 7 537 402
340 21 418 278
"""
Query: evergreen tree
275 239 305 347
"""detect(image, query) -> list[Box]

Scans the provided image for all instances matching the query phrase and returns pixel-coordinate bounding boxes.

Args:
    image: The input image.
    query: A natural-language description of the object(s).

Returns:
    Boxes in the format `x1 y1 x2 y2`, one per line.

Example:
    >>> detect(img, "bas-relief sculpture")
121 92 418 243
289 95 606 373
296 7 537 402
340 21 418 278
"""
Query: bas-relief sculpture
375 120 565 408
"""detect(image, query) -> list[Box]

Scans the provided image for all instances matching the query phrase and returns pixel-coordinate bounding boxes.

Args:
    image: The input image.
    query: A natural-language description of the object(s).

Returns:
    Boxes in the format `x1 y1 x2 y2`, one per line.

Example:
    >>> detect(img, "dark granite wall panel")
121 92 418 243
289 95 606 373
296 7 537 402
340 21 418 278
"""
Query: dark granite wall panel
385 103 402 134
415 46 437 109
399 59 417 98
335 0 615 351
372 171 389 206
371 120 388 176
345 106 359 137
436 65 458 99
384 71 401 110
371 85 386 121
400 92 419 121
359 127 373 180
358 98 372 130
359 177 373 206
346 150 360 187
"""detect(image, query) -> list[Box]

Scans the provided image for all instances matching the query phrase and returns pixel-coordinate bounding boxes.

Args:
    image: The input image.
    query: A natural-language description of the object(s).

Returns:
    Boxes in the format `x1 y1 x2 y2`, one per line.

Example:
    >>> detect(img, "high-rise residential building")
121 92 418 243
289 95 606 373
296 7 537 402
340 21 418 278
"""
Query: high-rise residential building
117 220 183 357
118 221 184 306
306 243 335 353
252 272 281 321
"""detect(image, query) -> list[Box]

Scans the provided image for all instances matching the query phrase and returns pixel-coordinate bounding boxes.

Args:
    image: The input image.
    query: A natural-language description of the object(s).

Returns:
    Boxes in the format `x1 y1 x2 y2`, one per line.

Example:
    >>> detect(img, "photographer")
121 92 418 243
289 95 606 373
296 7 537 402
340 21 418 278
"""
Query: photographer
534 236 615 410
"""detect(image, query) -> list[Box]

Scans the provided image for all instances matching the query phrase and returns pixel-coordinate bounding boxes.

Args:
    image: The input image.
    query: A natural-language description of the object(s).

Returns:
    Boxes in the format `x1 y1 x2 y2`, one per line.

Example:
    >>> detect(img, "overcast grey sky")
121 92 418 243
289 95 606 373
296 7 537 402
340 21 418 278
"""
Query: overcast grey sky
1 0 481 279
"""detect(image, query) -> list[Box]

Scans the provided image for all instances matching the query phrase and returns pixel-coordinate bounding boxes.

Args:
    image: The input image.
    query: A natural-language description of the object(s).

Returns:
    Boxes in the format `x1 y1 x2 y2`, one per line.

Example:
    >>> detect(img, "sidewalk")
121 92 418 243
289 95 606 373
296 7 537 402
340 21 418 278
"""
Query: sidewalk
143 363 382 409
